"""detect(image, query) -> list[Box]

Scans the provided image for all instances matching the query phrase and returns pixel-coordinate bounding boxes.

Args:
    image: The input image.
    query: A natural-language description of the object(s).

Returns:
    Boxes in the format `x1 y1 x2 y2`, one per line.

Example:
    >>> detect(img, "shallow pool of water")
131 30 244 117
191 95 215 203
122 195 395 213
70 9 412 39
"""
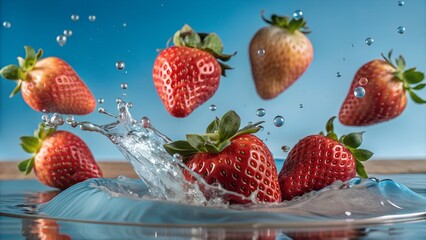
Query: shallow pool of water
1 173 425 239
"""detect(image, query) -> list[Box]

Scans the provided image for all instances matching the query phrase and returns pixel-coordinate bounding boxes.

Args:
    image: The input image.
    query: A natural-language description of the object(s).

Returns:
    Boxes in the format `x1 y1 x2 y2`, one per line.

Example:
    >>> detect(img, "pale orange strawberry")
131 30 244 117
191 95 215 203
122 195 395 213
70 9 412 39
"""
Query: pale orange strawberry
19 124 103 190
249 13 313 99
0 46 96 115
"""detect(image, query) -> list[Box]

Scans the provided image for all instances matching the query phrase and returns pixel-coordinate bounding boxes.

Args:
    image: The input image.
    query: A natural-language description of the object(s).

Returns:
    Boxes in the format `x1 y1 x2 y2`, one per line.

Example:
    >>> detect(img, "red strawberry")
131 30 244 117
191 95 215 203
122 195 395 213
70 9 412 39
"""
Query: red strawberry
278 117 373 201
249 13 313 99
0 46 96 115
339 51 425 126
153 25 235 117
18 124 103 190
164 110 281 204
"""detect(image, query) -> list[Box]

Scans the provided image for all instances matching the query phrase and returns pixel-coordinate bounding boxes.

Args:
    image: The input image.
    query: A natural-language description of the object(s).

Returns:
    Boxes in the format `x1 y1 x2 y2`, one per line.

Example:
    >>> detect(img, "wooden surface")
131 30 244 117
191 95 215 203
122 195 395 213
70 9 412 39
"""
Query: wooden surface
0 160 425 180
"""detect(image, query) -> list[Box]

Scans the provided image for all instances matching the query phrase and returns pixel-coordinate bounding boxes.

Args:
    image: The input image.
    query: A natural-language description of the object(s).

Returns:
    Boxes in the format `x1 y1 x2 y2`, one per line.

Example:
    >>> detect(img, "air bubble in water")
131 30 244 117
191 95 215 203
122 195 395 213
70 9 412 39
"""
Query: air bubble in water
121 83 128 89
116 98 122 103
293 10 303 19
359 77 368 86
365 37 374 46
273 116 285 127
98 98 104 104
141 117 151 128
256 108 266 117
88 15 96 22
397 26 405 34
63 30 73 37
258 126 264 131
336 72 342 78
257 48 265 56
2 21 11 29
281 145 290 152
66 115 75 124
71 14 80 21
397 1 404 6
56 35 67 47
300 104 304 108
354 87 366 98
98 108 105 113
116 61 125 70
209 104 217 111
41 114 49 122
123 23 127 27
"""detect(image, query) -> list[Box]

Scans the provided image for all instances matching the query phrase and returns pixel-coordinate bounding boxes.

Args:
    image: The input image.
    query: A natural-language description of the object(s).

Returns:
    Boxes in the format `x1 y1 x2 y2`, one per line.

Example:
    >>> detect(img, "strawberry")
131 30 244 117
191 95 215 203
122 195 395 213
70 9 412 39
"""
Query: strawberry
278 117 373 201
18 124 103 190
0 46 96 115
153 25 235 117
164 110 281 204
249 12 313 99
339 51 425 126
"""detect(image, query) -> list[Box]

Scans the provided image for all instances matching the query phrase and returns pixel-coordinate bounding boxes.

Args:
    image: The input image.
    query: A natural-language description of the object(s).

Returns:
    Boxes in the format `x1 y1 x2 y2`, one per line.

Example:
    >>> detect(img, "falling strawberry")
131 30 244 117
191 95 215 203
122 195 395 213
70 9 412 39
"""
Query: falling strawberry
339 51 425 126
164 110 281 204
278 117 373 201
153 25 235 117
0 46 96 115
249 12 313 99
18 123 103 190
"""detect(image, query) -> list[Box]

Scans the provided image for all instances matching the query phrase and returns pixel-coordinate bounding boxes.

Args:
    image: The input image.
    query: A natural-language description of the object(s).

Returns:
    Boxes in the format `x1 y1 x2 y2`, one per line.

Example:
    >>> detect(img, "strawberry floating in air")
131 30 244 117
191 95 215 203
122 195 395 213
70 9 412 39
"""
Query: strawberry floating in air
0 46 96 115
339 51 425 126
18 124 103 190
278 117 373 201
249 12 313 99
164 110 281 204
153 25 235 117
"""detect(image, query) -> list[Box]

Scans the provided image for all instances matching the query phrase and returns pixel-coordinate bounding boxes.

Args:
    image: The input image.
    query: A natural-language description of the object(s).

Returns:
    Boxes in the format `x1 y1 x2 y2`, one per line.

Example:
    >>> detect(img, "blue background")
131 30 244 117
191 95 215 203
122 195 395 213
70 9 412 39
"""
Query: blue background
1 0 425 162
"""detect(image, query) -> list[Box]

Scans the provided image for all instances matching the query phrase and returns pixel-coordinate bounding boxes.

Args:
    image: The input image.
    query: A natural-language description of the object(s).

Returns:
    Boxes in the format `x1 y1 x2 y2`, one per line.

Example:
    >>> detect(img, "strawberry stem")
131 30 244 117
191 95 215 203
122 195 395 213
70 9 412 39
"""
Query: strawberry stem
260 11 310 34
164 111 263 161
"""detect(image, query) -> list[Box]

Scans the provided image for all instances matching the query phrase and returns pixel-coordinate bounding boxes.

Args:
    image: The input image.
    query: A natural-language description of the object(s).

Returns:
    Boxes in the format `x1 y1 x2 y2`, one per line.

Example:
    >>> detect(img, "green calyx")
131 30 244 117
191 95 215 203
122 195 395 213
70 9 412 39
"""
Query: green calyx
382 50 426 104
261 11 310 34
319 117 373 178
0 46 43 98
164 110 263 162
171 24 236 76
18 123 55 175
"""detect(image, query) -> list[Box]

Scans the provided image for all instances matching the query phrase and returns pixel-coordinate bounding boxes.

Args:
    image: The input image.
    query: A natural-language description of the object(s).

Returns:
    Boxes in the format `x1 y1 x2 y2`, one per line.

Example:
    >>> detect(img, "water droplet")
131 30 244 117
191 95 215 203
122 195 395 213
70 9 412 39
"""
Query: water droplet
66 115 75 124
63 30 73 37
299 104 304 108
359 77 368 86
256 108 266 117
365 37 374 46
71 14 80 21
281 145 290 152
122 93 127 96
397 26 405 34
41 114 49 122
354 86 366 98
257 48 265 56
123 23 127 27
345 211 352 216
336 72 342 78
293 10 303 19
273 116 285 127
2 21 11 29
127 102 133 108
173 153 183 161
258 126 264 131
116 98 122 103
248 121 253 126
51 113 65 126
56 35 67 47
209 104 217 111
397 1 404 6
97 98 104 104
267 131 270 135
121 83 128 89
88 15 96 22
116 61 125 70
141 117 151 128
98 107 105 113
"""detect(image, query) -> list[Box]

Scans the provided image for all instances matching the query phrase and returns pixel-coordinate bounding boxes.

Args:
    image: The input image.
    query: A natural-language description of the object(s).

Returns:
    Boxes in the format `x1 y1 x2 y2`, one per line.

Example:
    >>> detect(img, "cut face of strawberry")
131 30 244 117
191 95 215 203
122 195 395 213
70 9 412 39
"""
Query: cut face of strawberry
164 110 281 204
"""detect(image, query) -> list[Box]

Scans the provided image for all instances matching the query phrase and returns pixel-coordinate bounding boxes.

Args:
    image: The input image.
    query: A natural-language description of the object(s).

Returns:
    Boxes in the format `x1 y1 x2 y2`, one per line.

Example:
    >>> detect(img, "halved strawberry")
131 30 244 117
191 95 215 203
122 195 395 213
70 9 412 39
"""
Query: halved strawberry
153 25 235 117
278 117 373 201
0 46 96 115
164 111 281 204
339 51 425 126
19 124 102 189
249 12 313 99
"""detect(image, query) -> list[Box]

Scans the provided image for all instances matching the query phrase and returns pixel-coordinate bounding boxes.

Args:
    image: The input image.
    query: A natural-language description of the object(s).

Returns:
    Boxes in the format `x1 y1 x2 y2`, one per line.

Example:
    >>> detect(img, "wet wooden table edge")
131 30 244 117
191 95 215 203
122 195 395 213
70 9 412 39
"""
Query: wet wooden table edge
0 160 425 180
